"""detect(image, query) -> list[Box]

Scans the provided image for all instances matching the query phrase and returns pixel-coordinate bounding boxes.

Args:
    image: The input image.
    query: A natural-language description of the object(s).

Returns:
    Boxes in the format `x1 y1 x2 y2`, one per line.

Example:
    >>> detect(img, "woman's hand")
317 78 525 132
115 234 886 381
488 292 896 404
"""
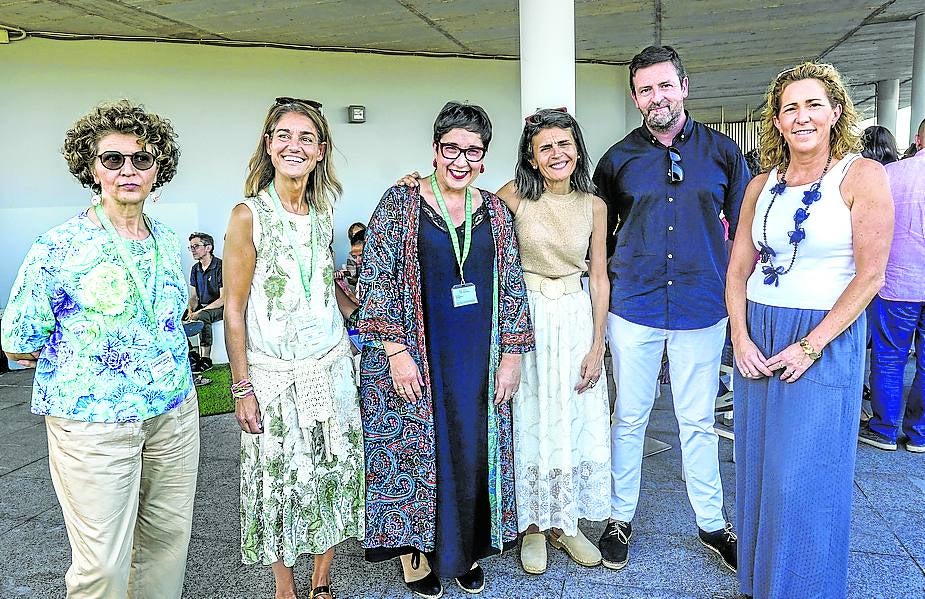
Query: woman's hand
389 349 425 402
395 171 422 188
235 394 263 434
5 350 41 369
732 334 774 380
575 344 604 394
765 343 816 384
494 353 522 405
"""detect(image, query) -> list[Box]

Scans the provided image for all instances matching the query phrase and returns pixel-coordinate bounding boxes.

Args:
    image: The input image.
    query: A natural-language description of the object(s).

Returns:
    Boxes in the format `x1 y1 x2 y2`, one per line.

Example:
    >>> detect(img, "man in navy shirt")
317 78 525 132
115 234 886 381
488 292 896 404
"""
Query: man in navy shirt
187 232 224 366
593 46 749 574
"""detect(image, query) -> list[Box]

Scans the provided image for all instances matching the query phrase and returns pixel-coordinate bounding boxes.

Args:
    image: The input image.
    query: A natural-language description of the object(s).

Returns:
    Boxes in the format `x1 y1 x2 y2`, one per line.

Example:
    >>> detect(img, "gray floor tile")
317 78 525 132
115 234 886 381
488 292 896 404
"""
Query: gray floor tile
0 516 70 598
849 503 909 556
857 473 925 514
0 404 43 435
880 509 925 560
0 470 58 530
847 551 925 599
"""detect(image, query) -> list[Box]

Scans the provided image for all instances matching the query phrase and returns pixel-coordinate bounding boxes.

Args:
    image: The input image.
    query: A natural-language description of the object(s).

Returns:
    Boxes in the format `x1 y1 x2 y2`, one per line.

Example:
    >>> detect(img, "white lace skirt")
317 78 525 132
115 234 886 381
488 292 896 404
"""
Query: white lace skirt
513 288 611 535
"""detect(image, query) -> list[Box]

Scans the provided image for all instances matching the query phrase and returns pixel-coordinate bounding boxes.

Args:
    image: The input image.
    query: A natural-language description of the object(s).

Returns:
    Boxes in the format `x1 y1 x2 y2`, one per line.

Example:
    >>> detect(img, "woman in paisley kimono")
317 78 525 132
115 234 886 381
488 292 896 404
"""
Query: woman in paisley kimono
358 101 534 598
223 97 365 599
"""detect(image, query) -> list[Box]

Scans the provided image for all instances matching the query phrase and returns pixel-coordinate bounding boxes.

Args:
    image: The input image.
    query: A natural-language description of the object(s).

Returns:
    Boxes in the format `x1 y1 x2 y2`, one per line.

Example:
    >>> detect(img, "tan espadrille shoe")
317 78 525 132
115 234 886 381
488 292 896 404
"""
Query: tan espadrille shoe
549 529 603 567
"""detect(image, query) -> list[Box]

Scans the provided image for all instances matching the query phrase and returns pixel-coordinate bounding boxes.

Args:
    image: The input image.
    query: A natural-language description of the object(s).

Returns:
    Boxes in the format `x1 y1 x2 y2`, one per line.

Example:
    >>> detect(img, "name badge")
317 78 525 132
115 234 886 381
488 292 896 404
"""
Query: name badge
297 317 324 341
149 351 175 381
451 283 478 308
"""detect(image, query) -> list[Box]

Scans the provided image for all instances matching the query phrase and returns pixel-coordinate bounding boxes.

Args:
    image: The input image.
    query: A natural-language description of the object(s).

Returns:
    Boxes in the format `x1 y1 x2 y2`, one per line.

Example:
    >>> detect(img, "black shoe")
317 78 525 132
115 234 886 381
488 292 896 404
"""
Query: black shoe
858 423 898 450
455 564 484 594
405 571 443 599
699 523 737 572
599 520 632 570
200 357 213 370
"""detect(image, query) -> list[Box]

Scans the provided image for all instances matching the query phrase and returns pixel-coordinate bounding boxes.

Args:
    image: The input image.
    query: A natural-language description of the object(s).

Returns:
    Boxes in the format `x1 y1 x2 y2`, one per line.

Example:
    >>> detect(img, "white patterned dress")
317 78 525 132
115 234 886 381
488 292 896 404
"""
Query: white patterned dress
512 189 611 535
239 189 364 566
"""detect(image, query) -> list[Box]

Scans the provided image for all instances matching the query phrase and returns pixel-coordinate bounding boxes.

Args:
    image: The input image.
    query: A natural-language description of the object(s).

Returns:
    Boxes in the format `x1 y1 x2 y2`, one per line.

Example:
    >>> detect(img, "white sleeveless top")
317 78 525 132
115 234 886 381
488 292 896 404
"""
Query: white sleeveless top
241 192 343 360
746 153 860 310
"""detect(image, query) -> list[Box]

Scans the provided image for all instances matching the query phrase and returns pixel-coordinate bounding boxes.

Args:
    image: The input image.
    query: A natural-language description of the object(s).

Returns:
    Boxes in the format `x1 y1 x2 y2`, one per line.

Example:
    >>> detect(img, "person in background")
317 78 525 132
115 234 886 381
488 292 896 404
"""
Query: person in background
860 117 925 453
359 101 533 598
1 99 198 598
186 231 223 369
727 62 893 598
860 125 899 166
223 97 365 599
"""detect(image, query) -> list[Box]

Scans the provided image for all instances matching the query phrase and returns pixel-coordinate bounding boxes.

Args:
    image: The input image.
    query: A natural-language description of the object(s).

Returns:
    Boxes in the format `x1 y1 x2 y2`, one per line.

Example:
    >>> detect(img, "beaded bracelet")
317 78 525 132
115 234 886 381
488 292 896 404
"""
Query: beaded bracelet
230 378 255 400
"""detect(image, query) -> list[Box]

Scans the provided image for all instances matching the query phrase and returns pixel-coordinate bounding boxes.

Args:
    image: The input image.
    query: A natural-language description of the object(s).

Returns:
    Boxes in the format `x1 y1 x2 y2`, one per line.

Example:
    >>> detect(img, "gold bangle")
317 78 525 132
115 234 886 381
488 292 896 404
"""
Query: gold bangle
799 337 822 360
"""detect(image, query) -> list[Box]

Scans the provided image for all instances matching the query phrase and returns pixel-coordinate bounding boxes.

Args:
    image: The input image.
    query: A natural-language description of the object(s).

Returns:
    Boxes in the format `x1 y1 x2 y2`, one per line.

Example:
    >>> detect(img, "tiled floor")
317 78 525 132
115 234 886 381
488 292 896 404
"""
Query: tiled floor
2 367 924 598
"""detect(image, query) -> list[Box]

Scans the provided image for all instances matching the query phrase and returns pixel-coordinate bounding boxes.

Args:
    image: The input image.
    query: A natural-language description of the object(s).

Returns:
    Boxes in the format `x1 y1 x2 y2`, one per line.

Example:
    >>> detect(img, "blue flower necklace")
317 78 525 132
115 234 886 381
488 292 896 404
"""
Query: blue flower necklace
758 153 832 286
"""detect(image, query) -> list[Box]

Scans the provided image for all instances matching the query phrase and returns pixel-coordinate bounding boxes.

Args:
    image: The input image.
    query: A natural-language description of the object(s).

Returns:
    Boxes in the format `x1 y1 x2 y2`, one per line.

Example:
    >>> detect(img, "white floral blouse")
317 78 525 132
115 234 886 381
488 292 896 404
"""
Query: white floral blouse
1 211 193 422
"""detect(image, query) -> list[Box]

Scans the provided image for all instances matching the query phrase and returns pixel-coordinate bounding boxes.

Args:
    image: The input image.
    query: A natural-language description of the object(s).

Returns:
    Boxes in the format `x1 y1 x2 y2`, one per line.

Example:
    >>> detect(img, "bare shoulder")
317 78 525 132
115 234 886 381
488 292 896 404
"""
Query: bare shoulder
745 171 771 196
842 156 889 206
495 179 521 214
844 155 887 182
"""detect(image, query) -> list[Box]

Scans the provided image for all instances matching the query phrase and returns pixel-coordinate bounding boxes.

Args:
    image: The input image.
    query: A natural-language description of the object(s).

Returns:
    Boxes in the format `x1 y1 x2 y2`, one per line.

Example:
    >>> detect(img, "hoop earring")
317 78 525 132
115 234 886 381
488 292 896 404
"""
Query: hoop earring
147 191 160 204
91 194 102 206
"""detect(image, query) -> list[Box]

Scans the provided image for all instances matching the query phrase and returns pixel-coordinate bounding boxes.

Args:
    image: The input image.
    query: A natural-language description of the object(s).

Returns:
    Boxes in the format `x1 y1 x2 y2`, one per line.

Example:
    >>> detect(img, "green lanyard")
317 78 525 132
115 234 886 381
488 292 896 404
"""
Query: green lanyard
267 183 317 297
93 204 160 328
430 173 473 283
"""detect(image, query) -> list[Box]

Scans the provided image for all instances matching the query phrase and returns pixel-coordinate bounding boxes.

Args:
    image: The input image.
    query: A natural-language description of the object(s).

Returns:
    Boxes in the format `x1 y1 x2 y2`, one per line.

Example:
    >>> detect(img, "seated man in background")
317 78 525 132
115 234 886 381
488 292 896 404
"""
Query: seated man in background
187 231 223 370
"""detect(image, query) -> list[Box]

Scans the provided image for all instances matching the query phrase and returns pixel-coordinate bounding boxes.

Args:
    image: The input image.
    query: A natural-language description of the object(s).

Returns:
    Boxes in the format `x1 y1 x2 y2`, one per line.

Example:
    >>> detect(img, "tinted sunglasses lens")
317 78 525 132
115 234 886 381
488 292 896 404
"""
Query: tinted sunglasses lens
99 152 124 170
667 147 683 183
132 152 156 170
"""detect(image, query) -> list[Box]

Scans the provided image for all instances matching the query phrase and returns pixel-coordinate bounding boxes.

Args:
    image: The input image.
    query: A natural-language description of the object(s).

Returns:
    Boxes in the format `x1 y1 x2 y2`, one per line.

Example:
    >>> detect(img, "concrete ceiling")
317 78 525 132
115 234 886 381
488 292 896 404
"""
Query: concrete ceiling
2 0 922 123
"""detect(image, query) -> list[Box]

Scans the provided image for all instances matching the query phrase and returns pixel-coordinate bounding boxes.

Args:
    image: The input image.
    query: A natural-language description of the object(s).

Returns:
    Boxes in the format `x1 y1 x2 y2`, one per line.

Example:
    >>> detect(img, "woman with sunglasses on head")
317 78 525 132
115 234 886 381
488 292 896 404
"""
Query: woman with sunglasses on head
726 63 893 598
2 100 198 598
491 108 611 575
358 101 534 598
223 98 364 599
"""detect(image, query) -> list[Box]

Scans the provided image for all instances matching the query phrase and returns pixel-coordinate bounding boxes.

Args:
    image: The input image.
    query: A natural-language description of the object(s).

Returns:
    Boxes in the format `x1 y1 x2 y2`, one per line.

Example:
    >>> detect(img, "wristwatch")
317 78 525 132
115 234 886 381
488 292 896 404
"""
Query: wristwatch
799 337 822 360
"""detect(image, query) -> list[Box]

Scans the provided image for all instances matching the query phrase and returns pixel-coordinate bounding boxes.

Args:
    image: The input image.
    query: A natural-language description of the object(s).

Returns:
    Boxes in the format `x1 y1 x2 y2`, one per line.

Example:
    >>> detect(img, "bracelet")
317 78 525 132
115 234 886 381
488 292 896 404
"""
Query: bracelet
799 337 822 360
387 347 408 358
230 378 255 400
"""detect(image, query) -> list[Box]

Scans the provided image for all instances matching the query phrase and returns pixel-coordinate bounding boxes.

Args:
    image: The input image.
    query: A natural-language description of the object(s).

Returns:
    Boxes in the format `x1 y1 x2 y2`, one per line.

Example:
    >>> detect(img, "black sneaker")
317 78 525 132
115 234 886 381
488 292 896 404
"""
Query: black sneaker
699 523 737 572
858 423 897 451
455 563 484 594
599 520 632 570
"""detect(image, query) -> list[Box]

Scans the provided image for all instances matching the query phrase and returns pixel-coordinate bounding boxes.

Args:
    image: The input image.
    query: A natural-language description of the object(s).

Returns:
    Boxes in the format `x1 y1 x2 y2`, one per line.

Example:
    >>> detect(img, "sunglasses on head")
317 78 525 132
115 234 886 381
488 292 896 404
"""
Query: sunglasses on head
524 106 569 125
274 97 323 111
97 151 156 171
667 146 683 183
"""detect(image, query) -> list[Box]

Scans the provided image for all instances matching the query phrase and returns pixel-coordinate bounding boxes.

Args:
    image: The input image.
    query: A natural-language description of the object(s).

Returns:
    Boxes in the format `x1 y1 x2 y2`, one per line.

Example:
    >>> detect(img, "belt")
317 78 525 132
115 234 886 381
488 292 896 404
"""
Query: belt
523 272 583 300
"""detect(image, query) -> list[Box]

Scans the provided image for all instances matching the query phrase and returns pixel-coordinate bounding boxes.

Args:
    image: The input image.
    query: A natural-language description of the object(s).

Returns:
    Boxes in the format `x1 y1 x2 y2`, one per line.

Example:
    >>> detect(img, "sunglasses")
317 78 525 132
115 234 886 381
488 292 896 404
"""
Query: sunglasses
275 96 323 111
667 146 683 183
97 151 156 171
524 106 568 125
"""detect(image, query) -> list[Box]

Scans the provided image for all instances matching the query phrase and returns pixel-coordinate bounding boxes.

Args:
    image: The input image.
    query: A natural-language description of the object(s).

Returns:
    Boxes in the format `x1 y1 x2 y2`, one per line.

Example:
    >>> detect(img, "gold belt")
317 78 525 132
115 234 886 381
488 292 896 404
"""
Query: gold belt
523 272 583 300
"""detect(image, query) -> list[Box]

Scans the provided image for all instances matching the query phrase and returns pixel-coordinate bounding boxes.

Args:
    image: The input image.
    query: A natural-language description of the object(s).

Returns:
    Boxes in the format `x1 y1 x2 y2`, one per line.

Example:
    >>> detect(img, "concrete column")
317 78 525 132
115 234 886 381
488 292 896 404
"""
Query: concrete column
910 13 925 146
875 79 899 136
519 0 575 118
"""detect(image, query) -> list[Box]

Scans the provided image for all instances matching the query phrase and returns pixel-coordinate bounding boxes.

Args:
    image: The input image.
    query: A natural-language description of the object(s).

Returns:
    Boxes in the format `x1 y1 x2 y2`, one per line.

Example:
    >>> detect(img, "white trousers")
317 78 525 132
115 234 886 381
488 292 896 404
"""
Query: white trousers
45 393 200 599
607 313 726 531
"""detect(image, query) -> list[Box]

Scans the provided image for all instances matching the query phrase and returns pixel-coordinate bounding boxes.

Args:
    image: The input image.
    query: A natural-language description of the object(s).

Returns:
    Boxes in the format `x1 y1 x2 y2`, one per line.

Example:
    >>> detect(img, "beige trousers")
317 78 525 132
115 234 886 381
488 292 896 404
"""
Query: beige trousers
45 393 200 599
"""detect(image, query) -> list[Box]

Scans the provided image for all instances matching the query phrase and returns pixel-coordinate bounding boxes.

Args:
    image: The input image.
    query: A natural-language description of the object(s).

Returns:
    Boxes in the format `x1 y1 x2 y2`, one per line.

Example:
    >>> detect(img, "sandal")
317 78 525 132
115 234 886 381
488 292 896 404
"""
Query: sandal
309 585 335 599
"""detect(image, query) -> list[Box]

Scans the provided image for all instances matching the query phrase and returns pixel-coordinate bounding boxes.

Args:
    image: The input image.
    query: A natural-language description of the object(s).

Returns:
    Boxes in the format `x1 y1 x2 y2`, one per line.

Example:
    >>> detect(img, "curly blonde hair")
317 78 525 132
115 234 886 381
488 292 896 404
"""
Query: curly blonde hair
758 62 862 172
62 99 179 194
244 101 342 211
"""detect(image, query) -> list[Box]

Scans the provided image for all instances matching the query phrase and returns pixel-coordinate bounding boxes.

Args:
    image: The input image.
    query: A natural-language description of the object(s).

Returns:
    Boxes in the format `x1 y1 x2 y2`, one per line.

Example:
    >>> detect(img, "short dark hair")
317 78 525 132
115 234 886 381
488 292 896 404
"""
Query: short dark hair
349 228 366 245
189 232 214 253
515 109 595 202
860 125 899 166
433 101 492 149
629 45 687 95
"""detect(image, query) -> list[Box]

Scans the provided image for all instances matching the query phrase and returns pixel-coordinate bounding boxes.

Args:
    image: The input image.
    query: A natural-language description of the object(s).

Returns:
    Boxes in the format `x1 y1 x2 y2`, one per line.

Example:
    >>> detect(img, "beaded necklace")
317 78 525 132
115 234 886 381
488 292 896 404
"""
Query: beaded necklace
758 153 832 286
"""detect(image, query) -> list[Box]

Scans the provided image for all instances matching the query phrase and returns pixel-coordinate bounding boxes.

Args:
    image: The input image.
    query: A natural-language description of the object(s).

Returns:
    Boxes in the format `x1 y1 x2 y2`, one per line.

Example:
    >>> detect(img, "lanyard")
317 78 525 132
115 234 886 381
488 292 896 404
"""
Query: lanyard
93 204 159 328
430 174 472 283
267 183 316 297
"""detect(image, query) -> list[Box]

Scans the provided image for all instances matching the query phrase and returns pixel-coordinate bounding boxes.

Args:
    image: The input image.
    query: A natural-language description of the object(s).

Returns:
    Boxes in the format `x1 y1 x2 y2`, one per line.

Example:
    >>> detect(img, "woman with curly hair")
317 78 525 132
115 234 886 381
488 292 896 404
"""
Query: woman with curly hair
1 99 198 598
223 98 364 599
726 63 893 598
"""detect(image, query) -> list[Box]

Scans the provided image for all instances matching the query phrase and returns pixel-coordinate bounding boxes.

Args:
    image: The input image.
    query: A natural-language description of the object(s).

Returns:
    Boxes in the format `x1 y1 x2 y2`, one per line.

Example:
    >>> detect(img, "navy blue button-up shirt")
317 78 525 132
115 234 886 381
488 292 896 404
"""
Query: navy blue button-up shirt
593 114 750 330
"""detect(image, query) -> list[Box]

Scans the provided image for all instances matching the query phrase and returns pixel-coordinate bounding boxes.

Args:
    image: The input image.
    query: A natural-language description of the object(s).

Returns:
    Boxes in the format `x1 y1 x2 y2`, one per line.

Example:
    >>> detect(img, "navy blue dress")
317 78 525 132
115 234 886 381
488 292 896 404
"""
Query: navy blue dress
418 201 496 578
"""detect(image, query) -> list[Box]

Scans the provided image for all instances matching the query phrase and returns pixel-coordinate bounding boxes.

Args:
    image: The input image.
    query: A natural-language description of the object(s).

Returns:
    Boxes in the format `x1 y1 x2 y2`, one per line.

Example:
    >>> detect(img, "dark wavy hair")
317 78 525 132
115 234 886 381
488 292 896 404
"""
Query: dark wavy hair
861 125 899 165
514 109 595 201
62 99 179 194
629 45 687 95
433 101 492 148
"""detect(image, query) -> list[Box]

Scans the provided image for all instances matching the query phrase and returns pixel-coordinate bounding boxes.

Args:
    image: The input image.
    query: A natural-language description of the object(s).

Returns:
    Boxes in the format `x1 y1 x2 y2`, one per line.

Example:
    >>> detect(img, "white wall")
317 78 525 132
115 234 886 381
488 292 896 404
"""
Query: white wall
1 37 632 362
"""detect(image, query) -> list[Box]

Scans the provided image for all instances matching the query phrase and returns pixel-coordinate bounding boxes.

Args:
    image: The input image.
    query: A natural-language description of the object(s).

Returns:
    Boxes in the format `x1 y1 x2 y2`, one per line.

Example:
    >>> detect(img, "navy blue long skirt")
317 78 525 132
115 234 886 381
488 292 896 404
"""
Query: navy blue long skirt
734 301 864 599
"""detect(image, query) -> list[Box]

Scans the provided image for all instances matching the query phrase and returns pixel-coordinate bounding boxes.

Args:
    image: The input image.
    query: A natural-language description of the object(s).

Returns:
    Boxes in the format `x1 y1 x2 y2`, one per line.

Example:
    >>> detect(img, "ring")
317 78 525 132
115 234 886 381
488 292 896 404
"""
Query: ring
589 380 597 387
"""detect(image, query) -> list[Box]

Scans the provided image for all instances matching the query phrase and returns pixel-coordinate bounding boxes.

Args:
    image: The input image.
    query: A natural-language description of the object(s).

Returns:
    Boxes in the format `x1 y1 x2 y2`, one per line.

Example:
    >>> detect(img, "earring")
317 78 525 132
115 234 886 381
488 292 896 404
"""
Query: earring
433 159 438 168
480 164 485 174
91 194 102 206
147 191 161 204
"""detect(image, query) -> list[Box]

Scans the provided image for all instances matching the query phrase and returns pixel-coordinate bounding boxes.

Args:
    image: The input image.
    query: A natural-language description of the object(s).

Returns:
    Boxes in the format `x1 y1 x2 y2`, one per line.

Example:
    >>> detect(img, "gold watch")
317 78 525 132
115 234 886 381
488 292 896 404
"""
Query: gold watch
799 337 822 360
